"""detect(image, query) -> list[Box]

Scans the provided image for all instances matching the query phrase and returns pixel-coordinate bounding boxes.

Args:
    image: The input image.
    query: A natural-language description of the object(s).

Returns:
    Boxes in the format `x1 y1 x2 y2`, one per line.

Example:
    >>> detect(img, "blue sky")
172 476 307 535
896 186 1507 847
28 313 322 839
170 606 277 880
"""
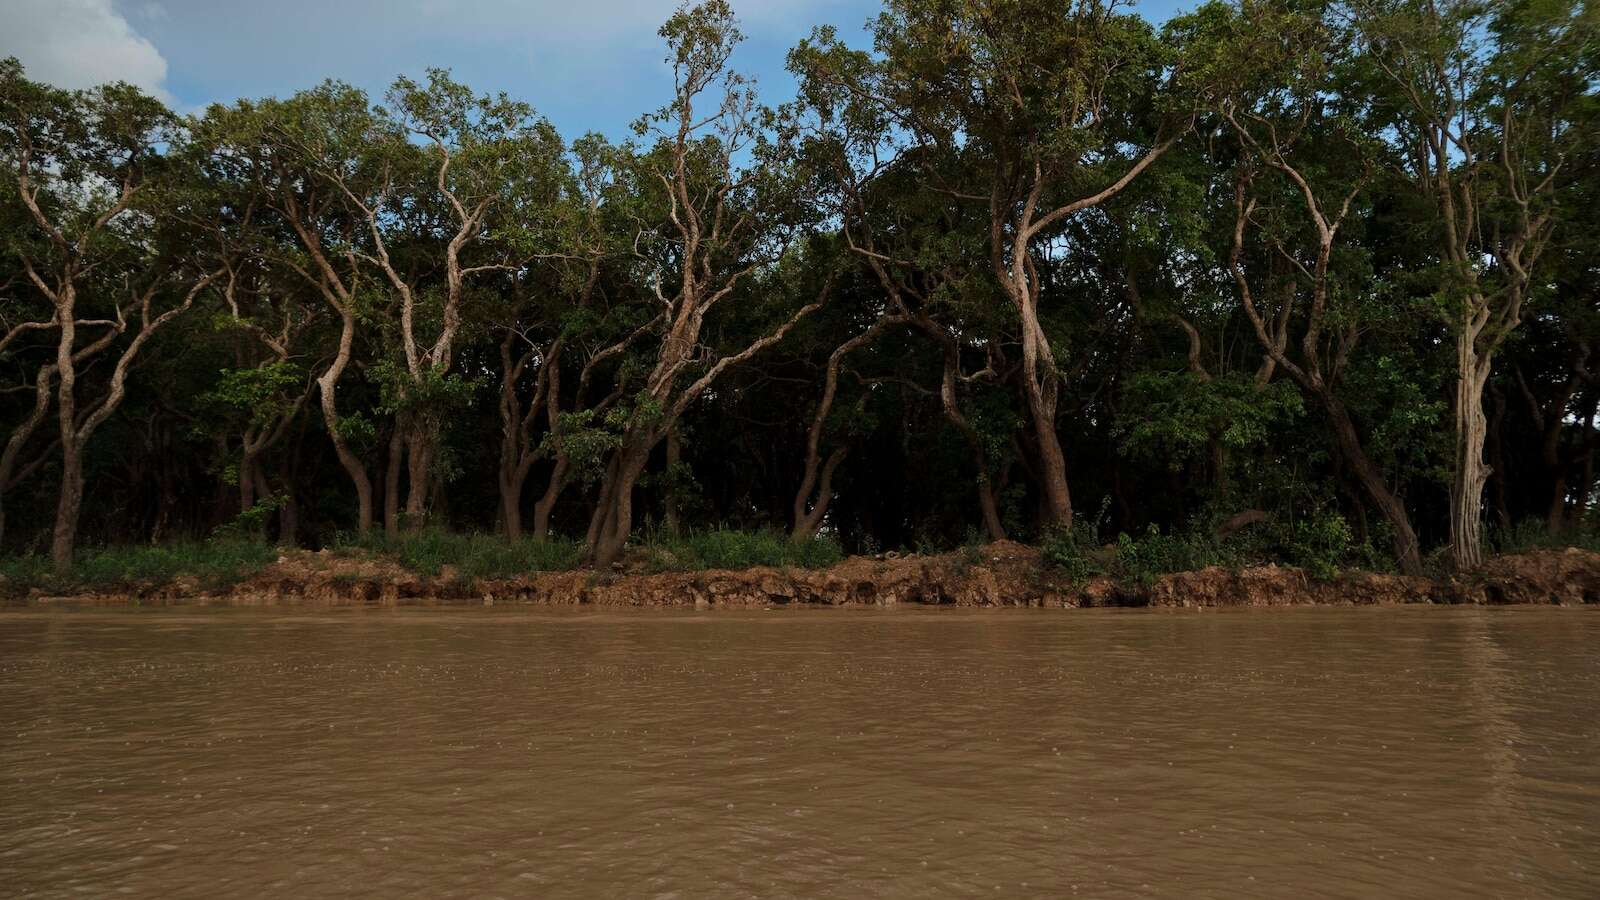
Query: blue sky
2 0 1192 142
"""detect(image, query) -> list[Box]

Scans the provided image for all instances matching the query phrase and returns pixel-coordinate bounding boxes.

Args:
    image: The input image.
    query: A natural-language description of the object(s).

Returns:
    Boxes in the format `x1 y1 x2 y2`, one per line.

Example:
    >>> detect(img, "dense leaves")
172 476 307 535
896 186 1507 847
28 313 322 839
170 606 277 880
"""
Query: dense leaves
2 0 1597 576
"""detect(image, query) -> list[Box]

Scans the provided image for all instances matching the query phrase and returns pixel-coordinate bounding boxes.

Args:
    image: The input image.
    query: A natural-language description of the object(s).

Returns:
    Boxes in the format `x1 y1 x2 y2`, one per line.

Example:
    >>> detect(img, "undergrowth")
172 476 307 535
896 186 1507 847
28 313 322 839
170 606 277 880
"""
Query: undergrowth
634 526 844 572
0 539 278 594
335 529 582 579
1042 509 1364 585
1493 519 1600 555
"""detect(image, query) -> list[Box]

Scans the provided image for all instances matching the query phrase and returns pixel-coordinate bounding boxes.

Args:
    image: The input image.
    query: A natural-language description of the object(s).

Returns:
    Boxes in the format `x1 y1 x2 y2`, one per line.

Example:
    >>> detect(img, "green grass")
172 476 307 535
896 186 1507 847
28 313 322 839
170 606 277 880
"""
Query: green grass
336 528 582 580
1493 519 1600 554
0 538 279 595
635 526 844 572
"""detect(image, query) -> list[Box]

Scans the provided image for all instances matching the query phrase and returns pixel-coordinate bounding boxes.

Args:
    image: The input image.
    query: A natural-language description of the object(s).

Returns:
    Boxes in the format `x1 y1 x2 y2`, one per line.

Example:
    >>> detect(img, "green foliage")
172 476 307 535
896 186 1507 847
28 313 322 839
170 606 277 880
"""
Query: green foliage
337 528 581 579
372 360 479 420
542 410 623 484
0 540 277 595
1040 522 1108 585
201 362 304 429
1113 525 1228 586
1119 372 1303 467
1283 511 1354 581
214 495 284 540
333 413 378 449
636 527 843 572
1494 520 1600 554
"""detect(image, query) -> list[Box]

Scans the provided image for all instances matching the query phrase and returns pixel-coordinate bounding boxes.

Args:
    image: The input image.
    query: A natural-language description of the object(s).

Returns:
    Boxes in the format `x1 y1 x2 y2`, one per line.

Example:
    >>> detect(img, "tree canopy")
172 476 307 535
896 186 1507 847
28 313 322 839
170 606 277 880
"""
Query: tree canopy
3 0 1597 574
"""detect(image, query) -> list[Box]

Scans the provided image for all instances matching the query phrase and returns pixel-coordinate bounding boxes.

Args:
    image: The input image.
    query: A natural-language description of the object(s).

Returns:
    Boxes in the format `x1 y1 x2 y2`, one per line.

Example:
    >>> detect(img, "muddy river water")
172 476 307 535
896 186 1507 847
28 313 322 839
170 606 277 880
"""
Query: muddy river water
1 606 1596 898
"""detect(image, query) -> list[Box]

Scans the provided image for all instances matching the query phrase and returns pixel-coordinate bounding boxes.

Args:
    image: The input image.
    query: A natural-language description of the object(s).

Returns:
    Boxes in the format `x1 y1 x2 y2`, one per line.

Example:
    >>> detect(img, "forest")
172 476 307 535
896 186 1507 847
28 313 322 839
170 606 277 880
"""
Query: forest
1 0 1596 582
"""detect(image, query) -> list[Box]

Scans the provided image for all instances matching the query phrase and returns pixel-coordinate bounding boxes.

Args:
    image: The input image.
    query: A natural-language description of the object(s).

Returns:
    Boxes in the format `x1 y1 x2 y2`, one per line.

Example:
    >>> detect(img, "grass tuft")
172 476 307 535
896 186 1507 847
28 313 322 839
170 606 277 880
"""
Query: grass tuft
335 528 582 580
635 526 843 572
0 538 278 595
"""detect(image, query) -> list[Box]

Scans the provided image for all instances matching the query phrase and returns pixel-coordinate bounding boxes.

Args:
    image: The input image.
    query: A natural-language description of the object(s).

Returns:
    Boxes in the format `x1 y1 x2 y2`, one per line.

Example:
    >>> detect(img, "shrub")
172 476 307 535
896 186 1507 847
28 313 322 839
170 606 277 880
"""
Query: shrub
636 527 843 572
1111 524 1226 586
1494 519 1600 554
336 528 581 579
0 538 278 594
1040 521 1105 585
1283 511 1353 581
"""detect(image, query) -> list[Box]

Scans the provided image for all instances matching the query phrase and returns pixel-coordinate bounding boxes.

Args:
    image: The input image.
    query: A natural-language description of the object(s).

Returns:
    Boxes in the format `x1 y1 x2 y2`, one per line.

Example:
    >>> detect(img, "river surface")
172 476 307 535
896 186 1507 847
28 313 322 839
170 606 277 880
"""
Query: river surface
1 606 1597 898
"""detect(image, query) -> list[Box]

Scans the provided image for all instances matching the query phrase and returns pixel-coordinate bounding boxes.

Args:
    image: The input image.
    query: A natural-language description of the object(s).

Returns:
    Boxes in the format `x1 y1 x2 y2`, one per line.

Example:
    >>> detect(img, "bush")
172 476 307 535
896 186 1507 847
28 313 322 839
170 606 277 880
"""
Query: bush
1112 525 1227 586
1040 522 1106 585
336 528 581 579
636 527 843 572
1282 511 1353 580
0 538 278 594
1494 519 1600 554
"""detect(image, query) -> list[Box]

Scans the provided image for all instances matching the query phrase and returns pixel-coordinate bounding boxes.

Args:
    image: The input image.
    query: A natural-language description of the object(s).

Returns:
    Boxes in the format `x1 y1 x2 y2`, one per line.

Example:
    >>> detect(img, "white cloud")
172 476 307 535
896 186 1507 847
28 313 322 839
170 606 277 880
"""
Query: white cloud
0 0 173 102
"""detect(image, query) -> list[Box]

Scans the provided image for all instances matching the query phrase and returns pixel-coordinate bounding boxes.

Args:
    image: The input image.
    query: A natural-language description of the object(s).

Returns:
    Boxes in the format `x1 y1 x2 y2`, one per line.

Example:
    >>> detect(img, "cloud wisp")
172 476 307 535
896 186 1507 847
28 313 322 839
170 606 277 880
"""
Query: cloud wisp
0 0 173 102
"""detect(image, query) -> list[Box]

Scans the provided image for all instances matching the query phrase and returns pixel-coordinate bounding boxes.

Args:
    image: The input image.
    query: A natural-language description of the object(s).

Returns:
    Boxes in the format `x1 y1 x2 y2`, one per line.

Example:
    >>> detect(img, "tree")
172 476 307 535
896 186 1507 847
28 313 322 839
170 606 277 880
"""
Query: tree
861 0 1190 529
2 60 224 570
1354 0 1595 567
1177 0 1428 573
579 2 827 566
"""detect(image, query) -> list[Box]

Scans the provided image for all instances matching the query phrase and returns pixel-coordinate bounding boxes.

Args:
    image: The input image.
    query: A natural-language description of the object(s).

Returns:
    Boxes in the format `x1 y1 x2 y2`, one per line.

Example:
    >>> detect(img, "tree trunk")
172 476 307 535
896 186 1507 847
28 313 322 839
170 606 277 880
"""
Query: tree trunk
1450 331 1490 570
403 428 433 530
532 457 569 542
384 427 404 539
664 425 682 538
1014 284 1071 526
49 288 81 573
318 311 372 536
587 446 650 568
977 478 1006 543
1325 395 1423 576
499 465 525 541
239 452 258 518
50 441 84 572
791 447 846 543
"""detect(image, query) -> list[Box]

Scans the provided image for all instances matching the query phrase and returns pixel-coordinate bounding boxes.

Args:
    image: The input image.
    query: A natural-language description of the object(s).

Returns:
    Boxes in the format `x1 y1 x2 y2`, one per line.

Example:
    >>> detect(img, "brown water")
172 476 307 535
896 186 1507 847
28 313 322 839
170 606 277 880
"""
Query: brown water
1 607 1596 898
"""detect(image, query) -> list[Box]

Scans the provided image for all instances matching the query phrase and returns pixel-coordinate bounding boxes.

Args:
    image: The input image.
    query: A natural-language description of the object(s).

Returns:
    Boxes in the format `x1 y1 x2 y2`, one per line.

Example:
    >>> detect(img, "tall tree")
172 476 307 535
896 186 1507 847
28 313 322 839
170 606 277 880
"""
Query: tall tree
2 61 224 570
580 1 827 566
1354 0 1595 566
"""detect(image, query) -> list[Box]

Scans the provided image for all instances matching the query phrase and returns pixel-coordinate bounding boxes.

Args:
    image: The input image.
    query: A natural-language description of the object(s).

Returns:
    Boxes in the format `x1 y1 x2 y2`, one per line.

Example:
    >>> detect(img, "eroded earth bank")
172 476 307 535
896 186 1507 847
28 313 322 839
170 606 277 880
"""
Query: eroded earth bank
8 542 1600 609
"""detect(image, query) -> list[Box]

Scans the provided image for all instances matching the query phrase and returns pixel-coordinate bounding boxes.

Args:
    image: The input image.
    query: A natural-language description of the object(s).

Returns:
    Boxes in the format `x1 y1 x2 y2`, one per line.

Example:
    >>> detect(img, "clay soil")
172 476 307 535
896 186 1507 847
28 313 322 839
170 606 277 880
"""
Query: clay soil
8 541 1600 609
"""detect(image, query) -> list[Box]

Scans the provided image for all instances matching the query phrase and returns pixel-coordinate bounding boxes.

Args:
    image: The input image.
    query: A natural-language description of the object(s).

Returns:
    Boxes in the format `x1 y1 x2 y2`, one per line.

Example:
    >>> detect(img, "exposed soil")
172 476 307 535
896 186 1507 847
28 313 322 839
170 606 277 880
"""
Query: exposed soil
7 542 1600 609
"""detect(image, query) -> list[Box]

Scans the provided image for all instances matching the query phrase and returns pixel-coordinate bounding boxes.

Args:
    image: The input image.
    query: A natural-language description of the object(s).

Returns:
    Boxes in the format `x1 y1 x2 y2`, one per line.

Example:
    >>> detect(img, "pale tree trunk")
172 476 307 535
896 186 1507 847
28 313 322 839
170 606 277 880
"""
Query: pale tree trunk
791 315 905 542
282 196 374 537
1005 245 1073 528
317 306 373 536
1450 326 1493 569
48 272 219 570
51 287 82 569
986 137 1180 530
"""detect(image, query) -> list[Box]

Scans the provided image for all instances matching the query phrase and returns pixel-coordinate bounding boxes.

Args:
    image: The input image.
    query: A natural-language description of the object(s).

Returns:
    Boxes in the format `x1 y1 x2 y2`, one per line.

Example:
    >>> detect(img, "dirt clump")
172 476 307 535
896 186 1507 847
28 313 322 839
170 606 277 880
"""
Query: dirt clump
9 543 1600 609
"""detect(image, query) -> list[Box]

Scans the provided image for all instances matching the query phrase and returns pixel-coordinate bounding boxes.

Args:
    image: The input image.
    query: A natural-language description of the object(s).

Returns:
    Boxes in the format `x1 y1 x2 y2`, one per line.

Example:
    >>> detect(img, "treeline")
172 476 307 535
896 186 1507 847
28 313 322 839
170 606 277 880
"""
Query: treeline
2 0 1596 575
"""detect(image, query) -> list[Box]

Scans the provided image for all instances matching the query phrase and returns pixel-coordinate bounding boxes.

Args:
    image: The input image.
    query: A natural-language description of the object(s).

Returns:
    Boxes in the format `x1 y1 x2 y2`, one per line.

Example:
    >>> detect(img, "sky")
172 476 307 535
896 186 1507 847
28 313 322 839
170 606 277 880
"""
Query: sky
1 0 1191 142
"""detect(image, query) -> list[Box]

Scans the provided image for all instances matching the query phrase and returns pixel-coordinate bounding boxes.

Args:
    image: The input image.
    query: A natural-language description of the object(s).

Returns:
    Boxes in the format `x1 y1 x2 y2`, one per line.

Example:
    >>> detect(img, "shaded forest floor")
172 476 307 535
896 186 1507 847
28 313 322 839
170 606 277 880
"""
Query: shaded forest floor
4 538 1599 609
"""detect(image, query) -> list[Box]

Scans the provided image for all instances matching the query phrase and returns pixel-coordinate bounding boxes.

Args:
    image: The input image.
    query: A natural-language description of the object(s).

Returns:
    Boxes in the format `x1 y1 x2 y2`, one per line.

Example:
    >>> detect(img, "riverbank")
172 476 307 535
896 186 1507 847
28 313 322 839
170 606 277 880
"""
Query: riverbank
5 541 1598 608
